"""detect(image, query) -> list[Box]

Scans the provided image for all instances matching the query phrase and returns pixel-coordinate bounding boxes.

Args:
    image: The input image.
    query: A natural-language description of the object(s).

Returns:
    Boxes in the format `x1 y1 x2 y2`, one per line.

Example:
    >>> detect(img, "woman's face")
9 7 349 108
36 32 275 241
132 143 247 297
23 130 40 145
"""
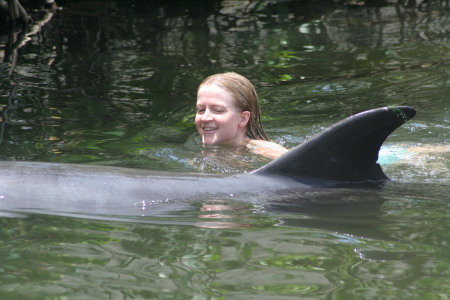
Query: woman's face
195 84 250 145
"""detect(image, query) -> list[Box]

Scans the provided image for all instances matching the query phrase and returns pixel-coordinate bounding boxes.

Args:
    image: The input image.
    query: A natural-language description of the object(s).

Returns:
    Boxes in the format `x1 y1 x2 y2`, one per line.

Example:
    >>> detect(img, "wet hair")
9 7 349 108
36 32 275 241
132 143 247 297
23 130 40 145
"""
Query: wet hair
198 72 270 141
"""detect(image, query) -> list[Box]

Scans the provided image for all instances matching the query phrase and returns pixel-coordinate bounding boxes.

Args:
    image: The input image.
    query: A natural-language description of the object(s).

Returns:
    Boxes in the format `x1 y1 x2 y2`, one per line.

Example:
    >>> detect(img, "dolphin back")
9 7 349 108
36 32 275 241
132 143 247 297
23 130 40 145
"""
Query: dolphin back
253 106 416 182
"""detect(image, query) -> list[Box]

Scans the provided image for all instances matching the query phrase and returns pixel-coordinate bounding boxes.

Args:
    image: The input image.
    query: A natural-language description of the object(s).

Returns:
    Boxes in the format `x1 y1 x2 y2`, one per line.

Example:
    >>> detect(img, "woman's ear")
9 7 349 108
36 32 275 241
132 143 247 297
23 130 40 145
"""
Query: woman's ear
239 111 251 127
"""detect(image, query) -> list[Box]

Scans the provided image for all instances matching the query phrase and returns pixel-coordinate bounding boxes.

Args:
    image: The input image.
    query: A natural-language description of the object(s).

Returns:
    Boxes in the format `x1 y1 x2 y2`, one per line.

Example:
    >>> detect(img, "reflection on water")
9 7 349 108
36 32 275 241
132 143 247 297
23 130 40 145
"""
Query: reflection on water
0 181 447 299
197 200 254 228
0 0 449 299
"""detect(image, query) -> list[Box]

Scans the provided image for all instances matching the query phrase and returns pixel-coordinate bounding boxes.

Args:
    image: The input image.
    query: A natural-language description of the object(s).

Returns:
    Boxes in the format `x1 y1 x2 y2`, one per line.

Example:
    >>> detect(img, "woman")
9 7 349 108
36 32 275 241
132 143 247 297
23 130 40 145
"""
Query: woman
195 72 288 159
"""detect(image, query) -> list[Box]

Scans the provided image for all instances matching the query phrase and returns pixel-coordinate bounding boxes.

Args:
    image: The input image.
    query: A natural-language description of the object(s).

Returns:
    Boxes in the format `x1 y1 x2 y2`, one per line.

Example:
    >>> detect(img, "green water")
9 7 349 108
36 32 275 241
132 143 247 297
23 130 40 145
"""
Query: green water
0 0 449 299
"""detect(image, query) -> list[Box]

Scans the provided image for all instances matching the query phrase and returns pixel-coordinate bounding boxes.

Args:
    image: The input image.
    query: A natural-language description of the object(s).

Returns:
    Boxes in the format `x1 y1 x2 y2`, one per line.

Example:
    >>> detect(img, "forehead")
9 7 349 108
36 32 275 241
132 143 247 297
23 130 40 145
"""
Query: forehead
196 85 234 106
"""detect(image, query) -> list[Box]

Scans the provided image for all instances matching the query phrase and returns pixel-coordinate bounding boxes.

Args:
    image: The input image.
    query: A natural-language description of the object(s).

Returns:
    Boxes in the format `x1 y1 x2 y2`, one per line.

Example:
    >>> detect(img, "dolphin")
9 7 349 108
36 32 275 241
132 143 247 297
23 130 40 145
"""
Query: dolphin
0 106 415 216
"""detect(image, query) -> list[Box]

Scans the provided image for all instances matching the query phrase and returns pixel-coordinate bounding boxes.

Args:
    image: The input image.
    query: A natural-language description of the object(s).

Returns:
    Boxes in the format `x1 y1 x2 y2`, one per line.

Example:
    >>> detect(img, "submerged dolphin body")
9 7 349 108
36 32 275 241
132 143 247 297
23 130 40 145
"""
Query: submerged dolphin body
0 106 415 216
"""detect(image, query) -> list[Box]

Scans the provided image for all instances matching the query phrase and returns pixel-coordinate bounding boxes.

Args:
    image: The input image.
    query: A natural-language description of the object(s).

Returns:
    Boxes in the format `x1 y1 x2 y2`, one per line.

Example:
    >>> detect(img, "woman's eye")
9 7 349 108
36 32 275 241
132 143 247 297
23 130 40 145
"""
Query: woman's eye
197 108 205 113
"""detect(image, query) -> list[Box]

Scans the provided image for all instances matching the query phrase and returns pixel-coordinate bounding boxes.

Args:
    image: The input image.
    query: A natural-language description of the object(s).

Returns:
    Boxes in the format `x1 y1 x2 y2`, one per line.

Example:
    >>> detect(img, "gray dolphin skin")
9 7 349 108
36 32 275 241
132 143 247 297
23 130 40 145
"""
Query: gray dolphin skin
0 106 415 216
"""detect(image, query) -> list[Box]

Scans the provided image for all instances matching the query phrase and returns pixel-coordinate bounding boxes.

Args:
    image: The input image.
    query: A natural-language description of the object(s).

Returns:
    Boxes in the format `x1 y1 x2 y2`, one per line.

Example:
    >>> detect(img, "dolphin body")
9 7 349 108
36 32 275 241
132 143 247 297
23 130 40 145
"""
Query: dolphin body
0 106 415 216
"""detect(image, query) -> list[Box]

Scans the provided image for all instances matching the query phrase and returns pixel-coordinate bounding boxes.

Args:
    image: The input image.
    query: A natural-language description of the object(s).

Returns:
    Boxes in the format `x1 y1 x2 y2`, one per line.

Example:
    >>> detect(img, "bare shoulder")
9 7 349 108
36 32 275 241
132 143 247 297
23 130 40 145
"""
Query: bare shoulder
246 139 288 159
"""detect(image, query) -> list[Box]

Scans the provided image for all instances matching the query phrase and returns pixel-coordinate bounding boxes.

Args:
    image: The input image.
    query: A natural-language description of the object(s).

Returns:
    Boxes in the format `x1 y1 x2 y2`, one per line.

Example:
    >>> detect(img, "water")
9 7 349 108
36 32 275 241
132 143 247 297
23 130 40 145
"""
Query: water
0 0 449 299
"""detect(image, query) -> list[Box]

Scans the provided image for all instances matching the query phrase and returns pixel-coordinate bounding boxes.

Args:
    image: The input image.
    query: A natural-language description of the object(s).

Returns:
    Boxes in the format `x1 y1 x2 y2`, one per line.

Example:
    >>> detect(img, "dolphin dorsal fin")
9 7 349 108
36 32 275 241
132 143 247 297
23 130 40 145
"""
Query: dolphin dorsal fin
253 106 416 182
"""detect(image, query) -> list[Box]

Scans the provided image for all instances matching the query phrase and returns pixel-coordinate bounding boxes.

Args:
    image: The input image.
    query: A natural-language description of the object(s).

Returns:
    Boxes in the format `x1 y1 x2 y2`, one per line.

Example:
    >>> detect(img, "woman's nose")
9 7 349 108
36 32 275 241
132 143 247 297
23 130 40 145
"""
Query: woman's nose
201 109 213 121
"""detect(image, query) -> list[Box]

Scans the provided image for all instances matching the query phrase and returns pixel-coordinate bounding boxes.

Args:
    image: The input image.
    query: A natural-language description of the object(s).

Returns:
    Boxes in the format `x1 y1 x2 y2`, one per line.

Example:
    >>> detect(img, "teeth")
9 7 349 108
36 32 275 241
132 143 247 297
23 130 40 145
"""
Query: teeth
203 127 217 131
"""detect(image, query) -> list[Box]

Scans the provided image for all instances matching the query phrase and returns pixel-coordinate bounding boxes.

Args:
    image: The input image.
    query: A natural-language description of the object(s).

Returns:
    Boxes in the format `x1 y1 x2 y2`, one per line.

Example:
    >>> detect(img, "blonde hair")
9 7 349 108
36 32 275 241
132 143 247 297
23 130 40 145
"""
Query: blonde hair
198 72 269 141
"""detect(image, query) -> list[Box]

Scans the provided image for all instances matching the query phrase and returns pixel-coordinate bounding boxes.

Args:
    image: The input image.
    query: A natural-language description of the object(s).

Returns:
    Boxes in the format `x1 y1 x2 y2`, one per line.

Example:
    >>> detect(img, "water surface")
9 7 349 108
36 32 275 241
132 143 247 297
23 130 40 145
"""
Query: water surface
0 0 448 299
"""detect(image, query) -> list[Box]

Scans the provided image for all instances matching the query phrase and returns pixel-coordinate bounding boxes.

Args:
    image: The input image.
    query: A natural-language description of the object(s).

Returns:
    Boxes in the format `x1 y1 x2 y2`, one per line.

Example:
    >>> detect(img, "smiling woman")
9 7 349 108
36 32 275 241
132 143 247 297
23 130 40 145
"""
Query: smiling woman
195 72 288 159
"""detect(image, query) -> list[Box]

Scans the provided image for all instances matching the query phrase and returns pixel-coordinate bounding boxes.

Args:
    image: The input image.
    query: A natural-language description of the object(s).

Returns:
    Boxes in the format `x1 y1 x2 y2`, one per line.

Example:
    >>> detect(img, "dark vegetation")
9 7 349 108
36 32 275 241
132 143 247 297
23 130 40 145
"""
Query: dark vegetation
0 0 446 76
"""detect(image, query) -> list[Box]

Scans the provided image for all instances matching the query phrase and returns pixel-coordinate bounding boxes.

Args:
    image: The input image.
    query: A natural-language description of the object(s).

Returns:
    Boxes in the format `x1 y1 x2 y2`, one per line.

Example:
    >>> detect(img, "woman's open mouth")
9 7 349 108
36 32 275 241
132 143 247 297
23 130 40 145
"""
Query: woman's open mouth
203 127 218 132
